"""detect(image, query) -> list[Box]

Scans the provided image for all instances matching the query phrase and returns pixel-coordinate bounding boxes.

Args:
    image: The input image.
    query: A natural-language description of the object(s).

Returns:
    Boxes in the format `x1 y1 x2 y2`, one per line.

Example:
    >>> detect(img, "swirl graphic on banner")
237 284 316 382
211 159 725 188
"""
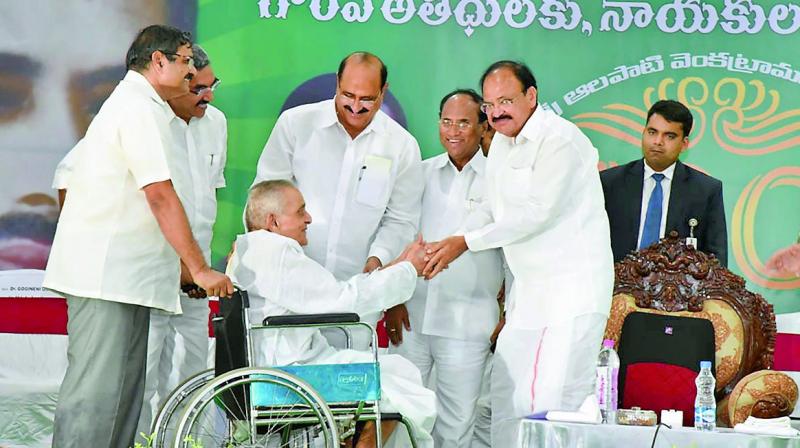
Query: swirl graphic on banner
712 78 800 156
732 167 800 290
572 76 800 156
572 77 710 147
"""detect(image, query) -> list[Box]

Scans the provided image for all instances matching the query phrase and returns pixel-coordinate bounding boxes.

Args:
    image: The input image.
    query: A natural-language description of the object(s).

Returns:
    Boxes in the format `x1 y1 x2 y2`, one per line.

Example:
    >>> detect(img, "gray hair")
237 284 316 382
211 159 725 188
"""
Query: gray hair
192 44 210 70
245 180 296 231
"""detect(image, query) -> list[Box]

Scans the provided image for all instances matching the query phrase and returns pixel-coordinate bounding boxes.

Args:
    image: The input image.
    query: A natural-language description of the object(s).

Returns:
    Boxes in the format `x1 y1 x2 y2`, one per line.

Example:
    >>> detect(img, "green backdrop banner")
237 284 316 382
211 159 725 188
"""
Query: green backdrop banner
199 0 800 313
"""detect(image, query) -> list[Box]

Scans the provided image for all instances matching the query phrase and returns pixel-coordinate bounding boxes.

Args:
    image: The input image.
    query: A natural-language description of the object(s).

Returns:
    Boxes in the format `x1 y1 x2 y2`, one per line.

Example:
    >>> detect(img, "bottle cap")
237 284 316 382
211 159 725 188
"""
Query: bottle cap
603 339 615 348
700 360 712 369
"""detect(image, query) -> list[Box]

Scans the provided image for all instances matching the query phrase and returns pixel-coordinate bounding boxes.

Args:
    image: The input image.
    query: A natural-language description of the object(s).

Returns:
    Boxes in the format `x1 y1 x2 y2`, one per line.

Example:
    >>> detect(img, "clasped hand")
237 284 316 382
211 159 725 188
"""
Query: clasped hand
421 235 468 280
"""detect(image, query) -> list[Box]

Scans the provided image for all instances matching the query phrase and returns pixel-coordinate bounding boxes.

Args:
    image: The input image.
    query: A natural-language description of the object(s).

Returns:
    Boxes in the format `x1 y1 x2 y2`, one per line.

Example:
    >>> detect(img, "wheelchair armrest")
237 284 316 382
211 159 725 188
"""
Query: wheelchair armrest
263 313 361 326
380 412 403 421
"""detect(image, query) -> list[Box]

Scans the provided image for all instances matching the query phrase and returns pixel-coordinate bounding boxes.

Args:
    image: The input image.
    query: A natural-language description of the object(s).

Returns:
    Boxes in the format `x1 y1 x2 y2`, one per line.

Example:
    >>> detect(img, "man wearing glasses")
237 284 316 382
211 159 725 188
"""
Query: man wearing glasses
44 26 233 447
252 52 423 349
423 61 614 446
384 89 504 447
135 44 228 441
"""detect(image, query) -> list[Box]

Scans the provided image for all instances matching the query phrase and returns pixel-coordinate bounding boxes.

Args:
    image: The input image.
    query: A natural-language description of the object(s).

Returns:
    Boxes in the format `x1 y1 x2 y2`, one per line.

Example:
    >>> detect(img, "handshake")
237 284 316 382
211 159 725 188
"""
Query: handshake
388 234 469 279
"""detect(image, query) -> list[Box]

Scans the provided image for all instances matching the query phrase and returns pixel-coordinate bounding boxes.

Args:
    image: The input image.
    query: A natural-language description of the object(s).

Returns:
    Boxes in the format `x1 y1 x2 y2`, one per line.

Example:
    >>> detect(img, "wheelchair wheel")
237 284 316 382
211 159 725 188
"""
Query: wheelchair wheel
173 367 339 447
150 368 215 447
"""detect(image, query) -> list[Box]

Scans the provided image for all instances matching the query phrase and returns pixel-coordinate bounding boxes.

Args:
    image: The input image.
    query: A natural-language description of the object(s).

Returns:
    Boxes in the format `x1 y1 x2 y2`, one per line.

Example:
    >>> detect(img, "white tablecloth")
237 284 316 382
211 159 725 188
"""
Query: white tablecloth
518 419 800 448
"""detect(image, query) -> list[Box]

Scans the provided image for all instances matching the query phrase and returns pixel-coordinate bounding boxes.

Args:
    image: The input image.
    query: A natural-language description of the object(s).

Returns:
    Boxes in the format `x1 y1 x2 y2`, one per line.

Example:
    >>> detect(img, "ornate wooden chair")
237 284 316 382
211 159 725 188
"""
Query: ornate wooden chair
603 232 798 426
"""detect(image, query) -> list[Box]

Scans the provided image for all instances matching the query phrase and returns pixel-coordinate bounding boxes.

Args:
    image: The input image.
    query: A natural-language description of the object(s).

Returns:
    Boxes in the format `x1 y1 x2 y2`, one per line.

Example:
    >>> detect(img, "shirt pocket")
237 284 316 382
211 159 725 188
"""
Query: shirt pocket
206 151 225 190
355 155 392 209
503 165 532 204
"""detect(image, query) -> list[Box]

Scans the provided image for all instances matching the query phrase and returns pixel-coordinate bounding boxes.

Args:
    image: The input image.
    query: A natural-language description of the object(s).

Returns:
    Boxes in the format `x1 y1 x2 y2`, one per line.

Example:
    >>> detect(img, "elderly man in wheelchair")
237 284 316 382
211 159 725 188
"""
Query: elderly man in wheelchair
160 179 434 448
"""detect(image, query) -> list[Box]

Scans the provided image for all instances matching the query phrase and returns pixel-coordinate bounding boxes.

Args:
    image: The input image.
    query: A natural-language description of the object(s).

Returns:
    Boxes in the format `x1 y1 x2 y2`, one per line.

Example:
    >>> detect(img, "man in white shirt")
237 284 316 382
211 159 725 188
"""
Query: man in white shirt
135 45 228 440
423 61 614 446
384 89 503 447
43 26 232 448
252 52 423 347
229 180 436 448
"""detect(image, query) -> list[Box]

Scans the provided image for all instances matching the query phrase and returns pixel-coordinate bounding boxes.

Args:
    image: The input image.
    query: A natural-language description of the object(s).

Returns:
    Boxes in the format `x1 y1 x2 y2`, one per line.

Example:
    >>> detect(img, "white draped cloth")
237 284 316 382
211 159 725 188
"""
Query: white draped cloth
227 230 436 447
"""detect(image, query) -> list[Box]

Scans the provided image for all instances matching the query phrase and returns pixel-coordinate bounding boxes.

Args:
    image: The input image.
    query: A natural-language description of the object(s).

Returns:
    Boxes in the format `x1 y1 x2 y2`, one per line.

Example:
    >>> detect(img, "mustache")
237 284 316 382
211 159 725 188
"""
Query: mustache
196 99 210 106
344 104 369 115
492 115 512 121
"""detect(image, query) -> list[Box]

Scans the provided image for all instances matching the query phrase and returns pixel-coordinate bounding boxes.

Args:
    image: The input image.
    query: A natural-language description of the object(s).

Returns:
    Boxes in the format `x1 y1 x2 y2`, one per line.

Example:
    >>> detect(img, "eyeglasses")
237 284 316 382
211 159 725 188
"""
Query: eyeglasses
191 78 221 96
439 118 474 130
480 92 525 114
161 51 195 67
338 93 379 108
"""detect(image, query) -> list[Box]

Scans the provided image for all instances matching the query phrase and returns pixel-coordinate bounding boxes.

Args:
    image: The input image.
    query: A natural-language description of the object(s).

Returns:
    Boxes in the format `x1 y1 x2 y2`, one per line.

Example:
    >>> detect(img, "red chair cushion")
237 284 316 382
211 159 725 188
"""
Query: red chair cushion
622 362 697 426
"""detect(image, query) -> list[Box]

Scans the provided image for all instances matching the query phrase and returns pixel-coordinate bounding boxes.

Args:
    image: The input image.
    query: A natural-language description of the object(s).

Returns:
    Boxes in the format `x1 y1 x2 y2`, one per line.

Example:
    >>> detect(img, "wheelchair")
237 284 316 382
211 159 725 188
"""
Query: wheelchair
150 289 419 447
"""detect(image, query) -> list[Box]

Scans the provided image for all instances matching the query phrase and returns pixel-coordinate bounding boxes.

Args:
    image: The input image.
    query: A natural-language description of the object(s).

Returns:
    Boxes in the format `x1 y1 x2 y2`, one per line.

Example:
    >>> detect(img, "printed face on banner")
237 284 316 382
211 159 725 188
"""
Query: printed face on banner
481 67 537 138
438 94 485 167
334 61 385 137
0 2 163 269
169 65 217 121
641 113 689 172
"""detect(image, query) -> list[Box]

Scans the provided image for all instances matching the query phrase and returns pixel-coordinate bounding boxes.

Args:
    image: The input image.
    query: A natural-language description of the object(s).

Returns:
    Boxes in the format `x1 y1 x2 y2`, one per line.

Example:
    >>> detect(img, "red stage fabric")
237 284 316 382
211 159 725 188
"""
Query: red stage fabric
775 333 800 372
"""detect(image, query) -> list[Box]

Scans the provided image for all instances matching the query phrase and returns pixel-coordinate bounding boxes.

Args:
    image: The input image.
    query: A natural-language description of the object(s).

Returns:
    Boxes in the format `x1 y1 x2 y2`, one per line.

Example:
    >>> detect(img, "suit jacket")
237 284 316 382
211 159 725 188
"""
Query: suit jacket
600 159 727 266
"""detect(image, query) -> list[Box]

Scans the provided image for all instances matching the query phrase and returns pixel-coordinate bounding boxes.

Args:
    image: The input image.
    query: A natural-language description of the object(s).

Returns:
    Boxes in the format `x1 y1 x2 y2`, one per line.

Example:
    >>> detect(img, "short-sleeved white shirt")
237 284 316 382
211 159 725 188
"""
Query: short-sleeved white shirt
43 71 184 313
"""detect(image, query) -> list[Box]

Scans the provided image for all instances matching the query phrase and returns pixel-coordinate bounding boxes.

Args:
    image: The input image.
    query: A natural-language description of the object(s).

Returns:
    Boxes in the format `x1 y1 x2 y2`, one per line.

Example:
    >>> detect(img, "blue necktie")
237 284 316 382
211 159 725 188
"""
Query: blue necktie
639 173 665 250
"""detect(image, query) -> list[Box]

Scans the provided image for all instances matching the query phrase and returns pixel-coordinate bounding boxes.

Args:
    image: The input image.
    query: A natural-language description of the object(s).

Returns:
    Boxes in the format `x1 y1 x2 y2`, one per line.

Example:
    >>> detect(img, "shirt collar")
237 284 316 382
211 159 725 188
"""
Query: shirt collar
122 70 169 108
643 160 677 181
322 97 387 137
432 149 485 175
514 104 544 145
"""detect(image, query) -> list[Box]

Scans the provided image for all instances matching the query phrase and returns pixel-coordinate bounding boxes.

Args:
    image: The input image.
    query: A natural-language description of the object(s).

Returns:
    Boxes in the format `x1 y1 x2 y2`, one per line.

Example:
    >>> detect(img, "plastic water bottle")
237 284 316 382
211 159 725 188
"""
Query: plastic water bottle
596 339 620 424
694 361 716 431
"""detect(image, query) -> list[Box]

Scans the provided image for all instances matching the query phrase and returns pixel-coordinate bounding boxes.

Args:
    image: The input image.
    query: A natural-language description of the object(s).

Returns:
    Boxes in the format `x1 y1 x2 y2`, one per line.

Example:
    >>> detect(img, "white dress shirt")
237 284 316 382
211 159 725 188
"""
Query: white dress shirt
227 230 417 366
636 161 676 248
406 151 503 342
44 71 184 313
252 99 423 279
169 105 227 262
463 107 614 330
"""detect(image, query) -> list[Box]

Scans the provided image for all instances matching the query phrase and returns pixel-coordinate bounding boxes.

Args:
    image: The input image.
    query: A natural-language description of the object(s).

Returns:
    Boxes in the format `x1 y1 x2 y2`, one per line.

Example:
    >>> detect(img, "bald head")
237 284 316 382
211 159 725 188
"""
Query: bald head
337 51 387 87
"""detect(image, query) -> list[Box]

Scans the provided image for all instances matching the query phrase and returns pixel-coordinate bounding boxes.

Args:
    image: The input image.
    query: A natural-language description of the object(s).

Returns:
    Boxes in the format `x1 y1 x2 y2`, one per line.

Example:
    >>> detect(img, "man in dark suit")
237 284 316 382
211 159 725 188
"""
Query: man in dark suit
600 99 727 266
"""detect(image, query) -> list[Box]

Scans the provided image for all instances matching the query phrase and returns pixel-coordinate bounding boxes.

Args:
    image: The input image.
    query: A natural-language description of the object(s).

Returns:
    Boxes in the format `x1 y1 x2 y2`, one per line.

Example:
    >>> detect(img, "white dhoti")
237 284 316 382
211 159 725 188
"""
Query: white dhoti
490 312 606 447
390 330 489 447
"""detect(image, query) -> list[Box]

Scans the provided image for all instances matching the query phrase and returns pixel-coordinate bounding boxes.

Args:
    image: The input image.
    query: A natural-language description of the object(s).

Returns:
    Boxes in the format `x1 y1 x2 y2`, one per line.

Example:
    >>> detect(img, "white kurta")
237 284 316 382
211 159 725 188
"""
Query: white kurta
406 151 503 341
227 230 436 447
252 99 424 331
464 107 614 331
392 151 503 447
462 107 614 447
